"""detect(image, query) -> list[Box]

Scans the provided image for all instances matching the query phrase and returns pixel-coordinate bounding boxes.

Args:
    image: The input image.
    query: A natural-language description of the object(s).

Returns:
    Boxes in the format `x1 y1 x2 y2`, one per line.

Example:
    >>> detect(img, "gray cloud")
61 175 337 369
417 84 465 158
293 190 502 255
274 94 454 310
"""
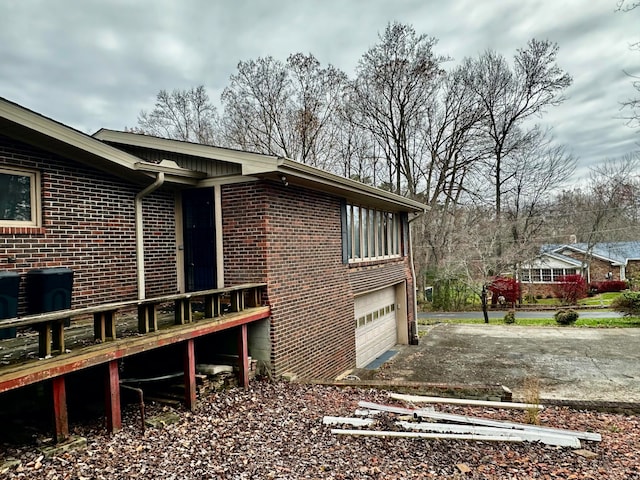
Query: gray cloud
0 0 638 183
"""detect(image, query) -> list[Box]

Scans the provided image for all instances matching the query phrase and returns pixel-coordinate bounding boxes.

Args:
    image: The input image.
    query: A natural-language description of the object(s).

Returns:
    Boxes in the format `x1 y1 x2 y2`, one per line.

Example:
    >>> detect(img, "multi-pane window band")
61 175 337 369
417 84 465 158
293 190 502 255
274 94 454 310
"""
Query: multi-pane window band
0 167 40 227
344 203 403 262
520 268 580 283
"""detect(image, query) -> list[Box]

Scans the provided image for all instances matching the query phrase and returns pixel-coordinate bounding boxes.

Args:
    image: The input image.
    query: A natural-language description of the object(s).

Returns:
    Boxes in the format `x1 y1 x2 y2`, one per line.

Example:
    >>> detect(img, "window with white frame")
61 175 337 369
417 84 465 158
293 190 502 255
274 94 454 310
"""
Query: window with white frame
0 167 40 227
345 204 402 262
520 267 579 283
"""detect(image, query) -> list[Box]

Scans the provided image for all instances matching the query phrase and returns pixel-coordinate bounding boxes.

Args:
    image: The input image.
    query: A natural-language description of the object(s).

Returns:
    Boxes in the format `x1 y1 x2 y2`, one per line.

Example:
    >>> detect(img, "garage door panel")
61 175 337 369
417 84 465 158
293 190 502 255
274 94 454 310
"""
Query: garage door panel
355 286 398 368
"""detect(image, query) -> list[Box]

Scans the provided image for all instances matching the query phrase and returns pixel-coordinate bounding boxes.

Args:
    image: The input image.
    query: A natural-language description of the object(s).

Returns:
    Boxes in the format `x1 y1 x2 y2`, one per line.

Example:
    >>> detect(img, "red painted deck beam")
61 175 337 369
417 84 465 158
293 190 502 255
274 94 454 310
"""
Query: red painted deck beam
105 360 122 432
52 376 69 442
0 306 270 395
238 324 250 389
184 339 196 410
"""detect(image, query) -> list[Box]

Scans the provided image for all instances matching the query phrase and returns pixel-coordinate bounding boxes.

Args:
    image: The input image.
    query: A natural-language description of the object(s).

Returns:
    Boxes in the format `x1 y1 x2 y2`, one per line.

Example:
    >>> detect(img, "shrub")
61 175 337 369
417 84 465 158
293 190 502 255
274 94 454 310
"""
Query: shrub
503 310 516 324
589 280 628 293
554 308 579 325
489 276 520 306
611 291 640 316
552 275 587 305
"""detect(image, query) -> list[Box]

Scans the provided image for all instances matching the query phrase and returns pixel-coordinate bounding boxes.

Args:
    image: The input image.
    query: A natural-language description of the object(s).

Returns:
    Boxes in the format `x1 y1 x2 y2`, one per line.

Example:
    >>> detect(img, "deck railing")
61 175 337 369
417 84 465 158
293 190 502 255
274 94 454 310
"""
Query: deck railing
0 283 266 359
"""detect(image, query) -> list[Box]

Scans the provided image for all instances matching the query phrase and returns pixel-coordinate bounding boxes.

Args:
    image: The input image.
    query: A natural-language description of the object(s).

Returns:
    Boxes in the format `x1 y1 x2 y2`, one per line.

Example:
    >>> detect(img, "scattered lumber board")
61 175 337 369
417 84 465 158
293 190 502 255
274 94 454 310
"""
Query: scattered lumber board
396 421 581 448
357 401 433 416
389 392 544 411
322 416 375 427
331 428 524 442
418 410 601 442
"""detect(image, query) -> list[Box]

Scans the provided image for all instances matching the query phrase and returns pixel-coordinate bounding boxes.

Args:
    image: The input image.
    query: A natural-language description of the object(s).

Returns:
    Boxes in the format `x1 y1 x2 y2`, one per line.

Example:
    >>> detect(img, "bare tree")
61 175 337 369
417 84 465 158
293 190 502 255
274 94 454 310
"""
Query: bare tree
617 1 639 11
220 53 348 170
415 65 489 278
461 40 573 224
220 56 291 156
617 2 640 128
133 86 219 144
502 127 576 246
347 22 448 196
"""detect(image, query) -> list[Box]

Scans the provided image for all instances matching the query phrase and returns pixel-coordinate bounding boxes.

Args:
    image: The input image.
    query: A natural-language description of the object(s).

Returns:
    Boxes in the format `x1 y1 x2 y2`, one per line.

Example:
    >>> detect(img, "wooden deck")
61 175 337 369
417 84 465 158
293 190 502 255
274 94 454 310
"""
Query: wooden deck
0 284 270 442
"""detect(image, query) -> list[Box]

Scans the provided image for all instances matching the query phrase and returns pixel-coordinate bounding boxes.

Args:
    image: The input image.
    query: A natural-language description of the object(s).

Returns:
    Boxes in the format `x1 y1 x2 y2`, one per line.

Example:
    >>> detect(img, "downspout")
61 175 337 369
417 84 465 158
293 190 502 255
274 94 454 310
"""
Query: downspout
407 211 425 345
135 173 165 300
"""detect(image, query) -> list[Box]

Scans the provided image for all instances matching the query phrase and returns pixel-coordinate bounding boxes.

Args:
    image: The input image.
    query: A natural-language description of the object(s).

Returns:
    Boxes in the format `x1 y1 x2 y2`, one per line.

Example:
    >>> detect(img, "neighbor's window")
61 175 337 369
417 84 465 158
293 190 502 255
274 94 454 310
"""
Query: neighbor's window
346 204 402 262
0 167 40 227
521 267 580 283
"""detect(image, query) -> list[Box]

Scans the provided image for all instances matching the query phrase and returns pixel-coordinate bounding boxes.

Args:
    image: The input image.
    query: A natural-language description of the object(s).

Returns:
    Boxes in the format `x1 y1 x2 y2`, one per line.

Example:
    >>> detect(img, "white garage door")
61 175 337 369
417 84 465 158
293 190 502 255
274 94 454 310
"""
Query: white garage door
354 286 398 368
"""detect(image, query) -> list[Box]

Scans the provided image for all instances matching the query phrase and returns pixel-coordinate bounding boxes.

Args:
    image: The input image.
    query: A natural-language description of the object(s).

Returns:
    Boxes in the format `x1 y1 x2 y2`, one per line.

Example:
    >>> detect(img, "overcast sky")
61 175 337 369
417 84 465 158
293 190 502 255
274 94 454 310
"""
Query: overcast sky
1 0 638 183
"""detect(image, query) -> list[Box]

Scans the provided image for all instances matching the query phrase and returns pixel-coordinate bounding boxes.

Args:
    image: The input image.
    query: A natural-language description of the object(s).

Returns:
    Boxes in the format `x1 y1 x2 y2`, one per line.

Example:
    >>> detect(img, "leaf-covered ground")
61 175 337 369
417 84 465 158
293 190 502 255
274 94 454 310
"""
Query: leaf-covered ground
2 381 639 479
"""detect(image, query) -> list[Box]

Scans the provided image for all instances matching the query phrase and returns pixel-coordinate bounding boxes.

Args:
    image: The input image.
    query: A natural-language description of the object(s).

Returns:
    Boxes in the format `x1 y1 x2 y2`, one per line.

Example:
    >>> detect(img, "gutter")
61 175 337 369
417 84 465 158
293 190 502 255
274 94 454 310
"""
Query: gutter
135 173 165 300
407 211 425 345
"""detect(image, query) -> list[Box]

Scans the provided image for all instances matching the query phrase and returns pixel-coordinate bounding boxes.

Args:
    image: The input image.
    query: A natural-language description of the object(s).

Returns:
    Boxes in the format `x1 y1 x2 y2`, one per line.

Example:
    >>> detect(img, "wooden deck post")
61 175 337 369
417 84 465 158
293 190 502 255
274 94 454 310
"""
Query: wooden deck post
37 323 52 358
175 298 192 325
230 290 244 313
204 293 220 318
137 304 158 333
51 321 65 354
184 339 196 410
238 324 250 389
105 360 122 432
52 376 69 442
94 311 117 342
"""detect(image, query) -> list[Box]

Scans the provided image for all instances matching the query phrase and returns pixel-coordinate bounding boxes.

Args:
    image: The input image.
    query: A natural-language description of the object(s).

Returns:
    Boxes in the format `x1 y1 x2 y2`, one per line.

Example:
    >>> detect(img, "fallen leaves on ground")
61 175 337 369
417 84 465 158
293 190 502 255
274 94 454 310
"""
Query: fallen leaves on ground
1 381 639 479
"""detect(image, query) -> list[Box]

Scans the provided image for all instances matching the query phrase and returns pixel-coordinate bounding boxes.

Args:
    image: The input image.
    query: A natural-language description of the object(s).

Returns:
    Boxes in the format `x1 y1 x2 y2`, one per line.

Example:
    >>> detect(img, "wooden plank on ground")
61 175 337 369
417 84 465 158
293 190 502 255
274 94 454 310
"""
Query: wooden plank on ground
322 416 376 427
389 392 543 410
396 421 581 448
418 411 602 442
357 401 434 416
331 428 524 442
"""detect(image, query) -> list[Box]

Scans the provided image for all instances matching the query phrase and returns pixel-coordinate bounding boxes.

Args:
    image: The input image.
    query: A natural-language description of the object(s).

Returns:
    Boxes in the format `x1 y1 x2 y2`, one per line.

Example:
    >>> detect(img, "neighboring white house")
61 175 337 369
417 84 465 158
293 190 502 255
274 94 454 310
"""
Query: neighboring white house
519 242 640 297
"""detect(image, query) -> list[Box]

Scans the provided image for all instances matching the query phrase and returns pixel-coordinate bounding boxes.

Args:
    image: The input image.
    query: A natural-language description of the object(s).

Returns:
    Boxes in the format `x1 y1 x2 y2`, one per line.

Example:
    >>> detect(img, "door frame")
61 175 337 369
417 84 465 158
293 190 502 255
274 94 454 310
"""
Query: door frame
175 185 224 293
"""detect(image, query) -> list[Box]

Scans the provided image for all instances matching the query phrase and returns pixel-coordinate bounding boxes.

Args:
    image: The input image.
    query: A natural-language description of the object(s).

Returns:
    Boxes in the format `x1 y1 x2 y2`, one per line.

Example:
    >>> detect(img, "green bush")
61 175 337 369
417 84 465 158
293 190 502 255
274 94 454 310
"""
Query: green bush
503 310 516 324
554 308 579 325
611 291 640 316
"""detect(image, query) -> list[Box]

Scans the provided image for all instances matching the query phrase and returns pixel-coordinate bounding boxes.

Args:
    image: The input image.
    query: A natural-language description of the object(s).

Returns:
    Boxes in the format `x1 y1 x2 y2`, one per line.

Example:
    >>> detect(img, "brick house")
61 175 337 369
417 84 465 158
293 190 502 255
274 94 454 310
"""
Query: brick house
519 242 640 297
0 97 426 386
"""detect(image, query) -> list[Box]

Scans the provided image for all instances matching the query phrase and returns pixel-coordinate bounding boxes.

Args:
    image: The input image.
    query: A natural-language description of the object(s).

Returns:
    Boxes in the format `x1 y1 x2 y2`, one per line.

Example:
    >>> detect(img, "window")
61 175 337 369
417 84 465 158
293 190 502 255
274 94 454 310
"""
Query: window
0 167 40 227
521 267 581 283
345 204 402 262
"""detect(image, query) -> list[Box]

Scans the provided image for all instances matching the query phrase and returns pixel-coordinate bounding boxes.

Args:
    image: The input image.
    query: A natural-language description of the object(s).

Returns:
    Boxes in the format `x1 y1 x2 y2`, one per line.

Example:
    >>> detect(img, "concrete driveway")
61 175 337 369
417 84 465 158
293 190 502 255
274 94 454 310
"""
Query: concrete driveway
378 324 640 403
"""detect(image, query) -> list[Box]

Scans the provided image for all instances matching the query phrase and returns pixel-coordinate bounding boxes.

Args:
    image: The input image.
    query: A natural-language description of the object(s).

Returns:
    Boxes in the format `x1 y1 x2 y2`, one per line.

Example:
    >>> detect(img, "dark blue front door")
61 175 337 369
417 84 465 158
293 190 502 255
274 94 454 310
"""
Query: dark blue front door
182 187 216 291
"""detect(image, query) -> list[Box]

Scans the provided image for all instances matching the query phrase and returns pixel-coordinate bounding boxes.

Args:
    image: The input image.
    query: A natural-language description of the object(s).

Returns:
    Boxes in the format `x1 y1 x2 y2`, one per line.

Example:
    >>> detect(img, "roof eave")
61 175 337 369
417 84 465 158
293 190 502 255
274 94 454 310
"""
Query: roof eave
0 98 154 183
274 158 427 213
92 130 428 213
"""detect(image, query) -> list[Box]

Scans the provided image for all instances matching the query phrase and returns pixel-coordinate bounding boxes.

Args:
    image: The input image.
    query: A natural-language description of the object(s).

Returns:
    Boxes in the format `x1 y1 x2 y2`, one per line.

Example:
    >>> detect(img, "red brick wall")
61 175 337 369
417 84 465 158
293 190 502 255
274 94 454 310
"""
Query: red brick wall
222 181 354 379
221 182 268 286
222 181 418 378
521 283 557 299
0 136 177 313
141 193 179 298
